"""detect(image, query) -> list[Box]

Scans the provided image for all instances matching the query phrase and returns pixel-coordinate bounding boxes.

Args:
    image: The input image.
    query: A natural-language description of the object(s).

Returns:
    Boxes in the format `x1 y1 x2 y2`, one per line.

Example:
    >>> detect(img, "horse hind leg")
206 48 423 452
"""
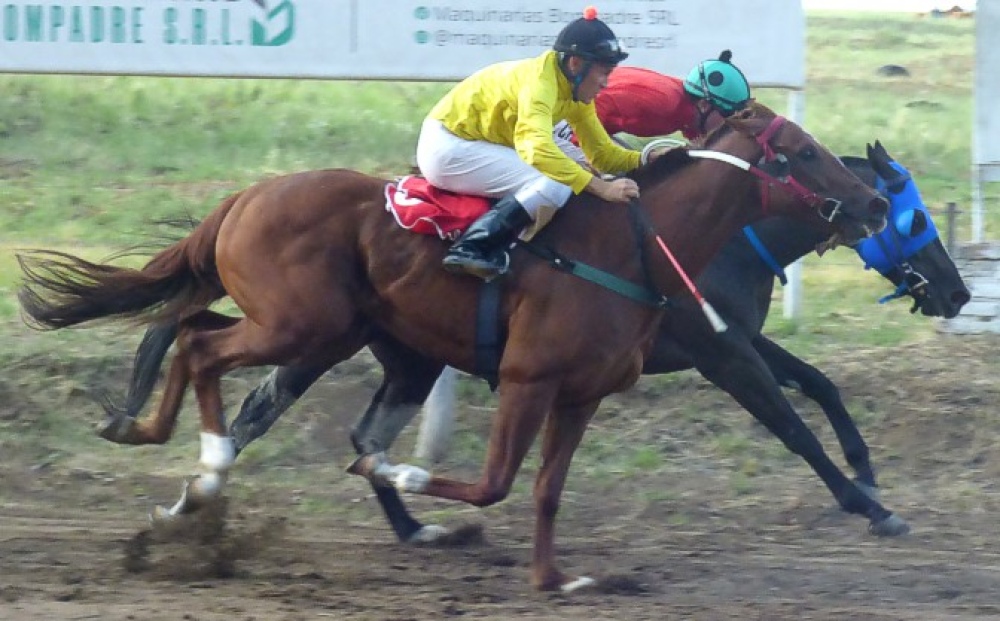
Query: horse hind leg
99 311 239 445
156 316 368 520
150 343 230 520
229 363 330 455
111 352 191 448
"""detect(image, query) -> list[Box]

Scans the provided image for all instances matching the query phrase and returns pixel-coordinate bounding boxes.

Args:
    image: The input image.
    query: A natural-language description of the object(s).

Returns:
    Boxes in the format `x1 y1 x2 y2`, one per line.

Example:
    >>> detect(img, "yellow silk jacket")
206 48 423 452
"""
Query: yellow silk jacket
428 50 641 194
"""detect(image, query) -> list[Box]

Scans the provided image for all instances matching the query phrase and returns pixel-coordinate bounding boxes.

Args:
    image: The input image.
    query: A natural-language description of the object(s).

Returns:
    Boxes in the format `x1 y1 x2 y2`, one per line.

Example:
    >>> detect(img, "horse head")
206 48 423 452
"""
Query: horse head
849 141 970 318
722 102 888 247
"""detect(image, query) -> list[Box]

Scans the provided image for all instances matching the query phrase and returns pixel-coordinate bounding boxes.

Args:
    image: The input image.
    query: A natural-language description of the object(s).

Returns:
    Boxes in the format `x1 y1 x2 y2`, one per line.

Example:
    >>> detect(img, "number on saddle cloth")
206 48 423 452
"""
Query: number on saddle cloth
384 176 491 240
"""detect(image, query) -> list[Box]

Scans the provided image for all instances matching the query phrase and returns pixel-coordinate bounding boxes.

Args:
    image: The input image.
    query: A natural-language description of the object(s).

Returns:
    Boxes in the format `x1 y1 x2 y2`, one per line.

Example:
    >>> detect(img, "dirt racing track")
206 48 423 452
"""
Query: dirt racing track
2 335 1000 620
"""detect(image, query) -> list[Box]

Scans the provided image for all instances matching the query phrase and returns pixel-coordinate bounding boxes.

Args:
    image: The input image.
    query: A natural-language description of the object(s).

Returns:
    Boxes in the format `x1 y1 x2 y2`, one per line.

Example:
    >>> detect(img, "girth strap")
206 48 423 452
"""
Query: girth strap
474 278 503 391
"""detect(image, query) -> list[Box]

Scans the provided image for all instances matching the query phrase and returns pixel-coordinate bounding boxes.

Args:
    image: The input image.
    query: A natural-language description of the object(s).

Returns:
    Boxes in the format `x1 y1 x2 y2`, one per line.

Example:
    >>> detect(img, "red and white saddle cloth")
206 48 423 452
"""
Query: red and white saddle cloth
384 176 491 240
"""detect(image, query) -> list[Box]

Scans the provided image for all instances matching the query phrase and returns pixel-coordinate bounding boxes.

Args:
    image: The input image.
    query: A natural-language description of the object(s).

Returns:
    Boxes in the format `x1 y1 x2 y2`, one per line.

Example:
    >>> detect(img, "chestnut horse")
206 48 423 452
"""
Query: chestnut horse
131 143 944 549
18 102 887 591
215 142 961 543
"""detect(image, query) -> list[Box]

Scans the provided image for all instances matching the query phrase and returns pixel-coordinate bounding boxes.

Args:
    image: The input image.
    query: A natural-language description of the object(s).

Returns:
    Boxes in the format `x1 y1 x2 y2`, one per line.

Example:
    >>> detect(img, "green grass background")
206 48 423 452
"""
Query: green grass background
1 12 992 355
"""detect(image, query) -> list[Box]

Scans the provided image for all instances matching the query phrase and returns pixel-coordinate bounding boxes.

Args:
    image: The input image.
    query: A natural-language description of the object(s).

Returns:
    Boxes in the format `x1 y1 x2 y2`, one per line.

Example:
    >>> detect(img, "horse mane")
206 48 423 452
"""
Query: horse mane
628 147 694 187
629 100 773 189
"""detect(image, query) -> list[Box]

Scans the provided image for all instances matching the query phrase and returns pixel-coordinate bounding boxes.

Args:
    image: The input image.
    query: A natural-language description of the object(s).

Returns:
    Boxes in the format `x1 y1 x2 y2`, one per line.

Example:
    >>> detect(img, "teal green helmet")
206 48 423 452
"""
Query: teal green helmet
683 50 752 116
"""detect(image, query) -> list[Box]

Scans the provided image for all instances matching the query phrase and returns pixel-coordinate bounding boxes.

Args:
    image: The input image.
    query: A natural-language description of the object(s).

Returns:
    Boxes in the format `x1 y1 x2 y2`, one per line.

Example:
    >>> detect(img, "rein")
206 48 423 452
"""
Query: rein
691 116 829 217
742 226 789 285
516 115 829 328
516 198 669 308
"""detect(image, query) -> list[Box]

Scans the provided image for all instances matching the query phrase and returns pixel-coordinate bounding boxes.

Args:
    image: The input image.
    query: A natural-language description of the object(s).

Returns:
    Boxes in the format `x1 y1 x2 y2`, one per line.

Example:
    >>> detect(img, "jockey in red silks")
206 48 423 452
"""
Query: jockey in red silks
416 6 670 281
554 50 753 166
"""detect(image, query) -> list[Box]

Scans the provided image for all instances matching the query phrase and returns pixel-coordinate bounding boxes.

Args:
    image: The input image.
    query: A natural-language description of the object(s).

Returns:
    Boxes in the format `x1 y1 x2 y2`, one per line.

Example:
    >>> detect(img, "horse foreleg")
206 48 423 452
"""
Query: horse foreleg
530 399 599 592
353 380 553 503
413 366 460 463
754 335 879 495
352 337 448 542
349 380 556 574
693 337 909 537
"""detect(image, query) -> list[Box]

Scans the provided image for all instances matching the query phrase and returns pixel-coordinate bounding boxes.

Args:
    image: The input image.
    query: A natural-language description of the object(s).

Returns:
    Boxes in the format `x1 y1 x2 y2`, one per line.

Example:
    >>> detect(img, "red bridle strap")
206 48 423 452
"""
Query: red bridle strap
751 115 824 209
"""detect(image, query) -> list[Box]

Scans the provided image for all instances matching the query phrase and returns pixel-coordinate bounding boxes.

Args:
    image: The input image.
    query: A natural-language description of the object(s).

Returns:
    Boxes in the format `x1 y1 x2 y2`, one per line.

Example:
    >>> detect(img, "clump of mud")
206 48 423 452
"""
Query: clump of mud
122 497 287 580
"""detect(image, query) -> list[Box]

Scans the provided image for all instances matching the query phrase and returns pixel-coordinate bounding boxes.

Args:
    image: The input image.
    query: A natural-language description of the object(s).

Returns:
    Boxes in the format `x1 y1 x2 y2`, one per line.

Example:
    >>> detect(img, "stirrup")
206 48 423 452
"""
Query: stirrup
443 250 510 281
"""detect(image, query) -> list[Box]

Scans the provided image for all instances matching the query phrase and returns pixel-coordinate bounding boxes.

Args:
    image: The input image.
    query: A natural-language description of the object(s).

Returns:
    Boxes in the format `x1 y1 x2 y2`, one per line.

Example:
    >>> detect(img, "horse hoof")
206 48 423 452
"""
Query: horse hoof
346 452 387 478
149 505 175 524
407 524 451 544
98 415 139 444
869 513 910 537
560 576 596 593
854 481 881 502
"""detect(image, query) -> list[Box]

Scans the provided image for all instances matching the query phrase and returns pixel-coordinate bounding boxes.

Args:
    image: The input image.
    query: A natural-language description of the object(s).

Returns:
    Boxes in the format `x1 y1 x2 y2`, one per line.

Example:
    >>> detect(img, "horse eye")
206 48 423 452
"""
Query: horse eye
798 146 817 160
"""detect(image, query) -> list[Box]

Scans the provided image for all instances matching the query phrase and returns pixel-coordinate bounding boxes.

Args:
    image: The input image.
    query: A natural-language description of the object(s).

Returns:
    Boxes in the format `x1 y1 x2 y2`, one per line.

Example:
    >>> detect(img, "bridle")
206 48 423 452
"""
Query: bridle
858 171 934 310
674 115 845 220
748 115 843 220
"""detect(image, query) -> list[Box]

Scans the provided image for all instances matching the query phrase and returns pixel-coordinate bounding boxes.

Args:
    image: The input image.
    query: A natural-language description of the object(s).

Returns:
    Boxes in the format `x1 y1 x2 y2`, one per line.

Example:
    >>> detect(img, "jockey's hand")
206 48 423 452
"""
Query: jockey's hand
587 176 640 203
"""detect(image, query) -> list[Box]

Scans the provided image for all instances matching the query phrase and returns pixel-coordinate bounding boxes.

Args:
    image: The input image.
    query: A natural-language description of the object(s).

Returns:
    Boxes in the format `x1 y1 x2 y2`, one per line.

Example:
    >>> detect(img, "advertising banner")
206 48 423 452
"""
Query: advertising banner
0 0 804 86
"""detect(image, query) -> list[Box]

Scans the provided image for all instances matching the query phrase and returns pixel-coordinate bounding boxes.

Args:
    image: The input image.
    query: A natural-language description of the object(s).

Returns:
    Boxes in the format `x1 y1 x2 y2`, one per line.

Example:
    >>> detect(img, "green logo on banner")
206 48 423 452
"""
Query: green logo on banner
251 0 295 47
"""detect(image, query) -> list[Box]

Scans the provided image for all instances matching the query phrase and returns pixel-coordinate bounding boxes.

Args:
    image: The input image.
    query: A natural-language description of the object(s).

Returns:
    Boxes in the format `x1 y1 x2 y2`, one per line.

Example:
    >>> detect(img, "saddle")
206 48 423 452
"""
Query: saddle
384 176 491 240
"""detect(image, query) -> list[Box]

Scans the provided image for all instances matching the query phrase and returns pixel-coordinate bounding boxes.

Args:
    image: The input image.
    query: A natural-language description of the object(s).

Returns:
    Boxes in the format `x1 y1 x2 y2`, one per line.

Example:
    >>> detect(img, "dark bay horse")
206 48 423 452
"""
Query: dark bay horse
410 140 969 529
18 102 888 591
205 141 959 546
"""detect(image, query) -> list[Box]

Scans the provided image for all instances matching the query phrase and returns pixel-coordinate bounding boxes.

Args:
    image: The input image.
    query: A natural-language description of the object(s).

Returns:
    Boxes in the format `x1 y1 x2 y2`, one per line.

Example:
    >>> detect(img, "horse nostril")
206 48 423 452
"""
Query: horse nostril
952 290 971 307
869 196 889 217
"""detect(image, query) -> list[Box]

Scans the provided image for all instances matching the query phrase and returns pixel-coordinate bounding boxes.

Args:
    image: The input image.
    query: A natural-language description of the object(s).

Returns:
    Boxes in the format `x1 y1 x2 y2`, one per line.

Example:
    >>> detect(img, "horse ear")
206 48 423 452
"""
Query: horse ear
867 141 901 187
873 140 893 162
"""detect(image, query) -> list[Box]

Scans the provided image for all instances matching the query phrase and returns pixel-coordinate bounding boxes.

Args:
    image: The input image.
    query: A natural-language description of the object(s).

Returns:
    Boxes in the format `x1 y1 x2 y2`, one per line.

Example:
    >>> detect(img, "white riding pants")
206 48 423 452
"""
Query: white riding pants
416 118 573 220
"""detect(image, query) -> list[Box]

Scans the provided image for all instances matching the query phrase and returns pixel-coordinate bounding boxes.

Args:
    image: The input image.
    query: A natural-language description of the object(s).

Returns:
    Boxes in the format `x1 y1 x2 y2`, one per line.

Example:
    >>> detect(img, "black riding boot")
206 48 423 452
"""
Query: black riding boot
442 194 534 280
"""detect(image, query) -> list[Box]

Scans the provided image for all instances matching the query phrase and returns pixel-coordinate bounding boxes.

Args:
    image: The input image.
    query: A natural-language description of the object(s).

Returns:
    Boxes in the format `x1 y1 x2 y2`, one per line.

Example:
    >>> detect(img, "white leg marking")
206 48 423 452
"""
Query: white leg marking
388 464 430 493
200 432 236 471
561 576 596 593
407 524 451 543
360 454 428 492
153 433 235 520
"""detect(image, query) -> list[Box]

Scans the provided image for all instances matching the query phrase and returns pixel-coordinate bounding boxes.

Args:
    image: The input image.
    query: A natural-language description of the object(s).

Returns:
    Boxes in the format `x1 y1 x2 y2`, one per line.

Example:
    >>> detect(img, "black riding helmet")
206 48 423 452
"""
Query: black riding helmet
554 6 628 101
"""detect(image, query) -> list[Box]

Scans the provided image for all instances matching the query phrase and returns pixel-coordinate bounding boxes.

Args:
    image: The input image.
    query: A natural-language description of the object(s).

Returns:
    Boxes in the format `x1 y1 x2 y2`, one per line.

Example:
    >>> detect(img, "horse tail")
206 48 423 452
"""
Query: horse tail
413 366 460 463
18 191 242 330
